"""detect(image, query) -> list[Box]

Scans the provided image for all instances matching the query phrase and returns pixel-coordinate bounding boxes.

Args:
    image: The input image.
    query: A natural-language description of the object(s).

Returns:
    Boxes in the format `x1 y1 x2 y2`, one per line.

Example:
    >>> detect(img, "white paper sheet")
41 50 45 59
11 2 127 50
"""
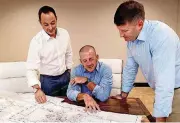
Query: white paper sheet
0 91 142 123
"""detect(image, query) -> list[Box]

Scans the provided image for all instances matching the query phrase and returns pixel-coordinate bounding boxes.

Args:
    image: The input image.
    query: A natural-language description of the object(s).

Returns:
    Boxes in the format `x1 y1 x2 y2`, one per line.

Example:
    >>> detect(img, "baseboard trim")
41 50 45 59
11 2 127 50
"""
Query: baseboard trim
133 83 150 87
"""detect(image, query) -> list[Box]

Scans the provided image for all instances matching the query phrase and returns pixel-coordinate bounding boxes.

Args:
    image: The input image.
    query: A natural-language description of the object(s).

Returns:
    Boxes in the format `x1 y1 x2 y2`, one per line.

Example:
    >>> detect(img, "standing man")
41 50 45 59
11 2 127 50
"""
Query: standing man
114 0 180 122
67 45 112 112
27 6 73 104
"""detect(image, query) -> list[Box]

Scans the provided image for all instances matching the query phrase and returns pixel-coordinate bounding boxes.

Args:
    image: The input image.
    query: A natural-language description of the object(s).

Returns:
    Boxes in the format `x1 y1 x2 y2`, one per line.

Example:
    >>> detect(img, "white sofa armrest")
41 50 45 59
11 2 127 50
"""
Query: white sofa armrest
0 62 33 92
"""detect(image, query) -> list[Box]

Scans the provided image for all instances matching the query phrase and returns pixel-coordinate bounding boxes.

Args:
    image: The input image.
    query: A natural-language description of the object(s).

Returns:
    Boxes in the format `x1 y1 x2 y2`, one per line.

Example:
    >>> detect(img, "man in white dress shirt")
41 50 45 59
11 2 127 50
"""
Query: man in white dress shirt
26 6 73 104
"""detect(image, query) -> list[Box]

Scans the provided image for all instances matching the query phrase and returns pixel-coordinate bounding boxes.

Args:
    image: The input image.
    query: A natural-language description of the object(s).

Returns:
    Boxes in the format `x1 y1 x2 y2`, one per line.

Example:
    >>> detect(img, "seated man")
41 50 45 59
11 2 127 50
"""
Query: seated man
67 45 113 112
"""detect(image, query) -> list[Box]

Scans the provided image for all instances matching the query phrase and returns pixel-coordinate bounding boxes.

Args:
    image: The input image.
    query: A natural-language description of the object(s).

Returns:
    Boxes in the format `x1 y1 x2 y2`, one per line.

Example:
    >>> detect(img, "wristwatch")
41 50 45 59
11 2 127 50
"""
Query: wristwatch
84 78 90 85
33 88 40 93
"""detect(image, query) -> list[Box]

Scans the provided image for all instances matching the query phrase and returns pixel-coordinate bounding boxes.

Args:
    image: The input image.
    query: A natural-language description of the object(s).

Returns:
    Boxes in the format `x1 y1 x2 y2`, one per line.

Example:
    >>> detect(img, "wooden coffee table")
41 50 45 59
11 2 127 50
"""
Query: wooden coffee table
61 97 155 122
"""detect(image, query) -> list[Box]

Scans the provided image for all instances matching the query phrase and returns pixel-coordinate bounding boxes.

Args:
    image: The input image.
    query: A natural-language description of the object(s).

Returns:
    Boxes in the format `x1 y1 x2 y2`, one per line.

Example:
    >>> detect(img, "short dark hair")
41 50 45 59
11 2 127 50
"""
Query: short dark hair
79 45 96 54
38 6 57 21
114 0 145 26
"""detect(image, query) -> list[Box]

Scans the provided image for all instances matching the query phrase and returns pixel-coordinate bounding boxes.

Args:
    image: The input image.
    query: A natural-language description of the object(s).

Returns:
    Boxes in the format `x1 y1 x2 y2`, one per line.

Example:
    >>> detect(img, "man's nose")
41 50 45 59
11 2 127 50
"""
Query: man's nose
120 32 124 37
48 25 53 30
86 61 91 66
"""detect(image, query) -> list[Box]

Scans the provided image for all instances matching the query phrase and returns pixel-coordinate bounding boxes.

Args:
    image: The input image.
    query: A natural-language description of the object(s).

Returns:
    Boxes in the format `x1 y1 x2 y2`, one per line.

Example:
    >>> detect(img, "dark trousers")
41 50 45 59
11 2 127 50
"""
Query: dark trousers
40 70 70 96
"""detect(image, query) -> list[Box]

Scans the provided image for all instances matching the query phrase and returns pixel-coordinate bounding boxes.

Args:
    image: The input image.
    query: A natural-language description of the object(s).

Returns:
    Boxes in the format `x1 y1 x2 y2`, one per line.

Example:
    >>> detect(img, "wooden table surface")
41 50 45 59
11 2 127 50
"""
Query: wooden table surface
61 97 155 122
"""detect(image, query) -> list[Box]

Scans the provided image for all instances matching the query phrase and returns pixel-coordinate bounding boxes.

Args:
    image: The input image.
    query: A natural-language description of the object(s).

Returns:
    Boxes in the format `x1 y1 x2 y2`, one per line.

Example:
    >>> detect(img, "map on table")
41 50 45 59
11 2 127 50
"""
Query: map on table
0 91 142 123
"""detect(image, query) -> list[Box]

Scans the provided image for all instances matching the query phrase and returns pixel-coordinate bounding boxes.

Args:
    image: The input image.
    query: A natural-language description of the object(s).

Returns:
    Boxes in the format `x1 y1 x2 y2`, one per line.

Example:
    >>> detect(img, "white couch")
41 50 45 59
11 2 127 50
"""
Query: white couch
0 59 123 96
99 59 123 96
0 62 33 92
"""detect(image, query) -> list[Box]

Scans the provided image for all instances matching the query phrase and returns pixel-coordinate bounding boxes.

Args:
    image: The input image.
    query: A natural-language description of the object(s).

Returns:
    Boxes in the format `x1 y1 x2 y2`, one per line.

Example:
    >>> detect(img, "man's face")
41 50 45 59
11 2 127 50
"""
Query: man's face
40 12 57 37
116 20 143 41
80 50 99 72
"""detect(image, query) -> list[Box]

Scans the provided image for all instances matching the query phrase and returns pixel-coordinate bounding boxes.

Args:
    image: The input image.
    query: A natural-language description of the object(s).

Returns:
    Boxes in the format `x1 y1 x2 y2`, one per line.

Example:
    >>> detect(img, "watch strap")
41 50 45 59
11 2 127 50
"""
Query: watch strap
84 78 90 85
33 88 40 93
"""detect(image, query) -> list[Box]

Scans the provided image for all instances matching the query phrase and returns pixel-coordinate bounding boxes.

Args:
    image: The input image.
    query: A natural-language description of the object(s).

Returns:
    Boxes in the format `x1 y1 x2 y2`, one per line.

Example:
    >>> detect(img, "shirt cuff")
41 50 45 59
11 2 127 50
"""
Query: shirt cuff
66 64 73 69
27 79 41 88
92 85 100 95
121 85 132 93
71 91 80 102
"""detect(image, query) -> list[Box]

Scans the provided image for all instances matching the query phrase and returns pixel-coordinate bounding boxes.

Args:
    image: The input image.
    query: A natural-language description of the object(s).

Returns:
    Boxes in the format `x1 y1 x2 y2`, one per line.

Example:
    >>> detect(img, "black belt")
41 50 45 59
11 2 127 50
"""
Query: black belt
174 87 180 90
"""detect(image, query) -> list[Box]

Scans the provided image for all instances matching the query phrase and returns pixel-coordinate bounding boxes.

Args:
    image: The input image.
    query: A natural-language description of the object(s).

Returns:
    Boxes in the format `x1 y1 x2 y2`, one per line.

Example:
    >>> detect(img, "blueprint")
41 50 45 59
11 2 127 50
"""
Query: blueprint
0 91 142 123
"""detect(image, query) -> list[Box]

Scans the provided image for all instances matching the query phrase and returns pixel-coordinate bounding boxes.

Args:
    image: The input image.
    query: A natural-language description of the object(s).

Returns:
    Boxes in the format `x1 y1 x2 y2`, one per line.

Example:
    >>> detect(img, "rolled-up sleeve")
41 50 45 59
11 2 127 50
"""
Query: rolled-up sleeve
122 47 139 93
66 68 81 101
92 66 112 102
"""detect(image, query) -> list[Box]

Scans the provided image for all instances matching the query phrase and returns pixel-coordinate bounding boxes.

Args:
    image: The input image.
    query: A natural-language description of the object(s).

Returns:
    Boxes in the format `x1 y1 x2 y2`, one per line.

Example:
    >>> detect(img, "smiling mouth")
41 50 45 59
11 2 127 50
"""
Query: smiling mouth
49 30 54 33
87 66 93 69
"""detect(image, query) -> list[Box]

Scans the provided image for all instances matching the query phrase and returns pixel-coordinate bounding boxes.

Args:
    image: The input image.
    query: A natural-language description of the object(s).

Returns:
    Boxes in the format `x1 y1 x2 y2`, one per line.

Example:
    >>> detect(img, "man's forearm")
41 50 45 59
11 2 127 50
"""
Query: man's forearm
86 82 96 91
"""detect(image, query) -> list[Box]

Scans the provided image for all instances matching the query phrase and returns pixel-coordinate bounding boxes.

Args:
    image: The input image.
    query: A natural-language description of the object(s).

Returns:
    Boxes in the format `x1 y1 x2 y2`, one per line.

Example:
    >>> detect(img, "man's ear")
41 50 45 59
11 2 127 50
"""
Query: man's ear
96 54 99 59
137 19 144 30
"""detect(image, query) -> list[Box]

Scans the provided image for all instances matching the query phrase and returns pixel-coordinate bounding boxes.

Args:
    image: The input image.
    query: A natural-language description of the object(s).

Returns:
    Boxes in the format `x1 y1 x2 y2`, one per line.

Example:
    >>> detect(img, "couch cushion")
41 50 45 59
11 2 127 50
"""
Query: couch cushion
0 62 26 79
0 77 33 92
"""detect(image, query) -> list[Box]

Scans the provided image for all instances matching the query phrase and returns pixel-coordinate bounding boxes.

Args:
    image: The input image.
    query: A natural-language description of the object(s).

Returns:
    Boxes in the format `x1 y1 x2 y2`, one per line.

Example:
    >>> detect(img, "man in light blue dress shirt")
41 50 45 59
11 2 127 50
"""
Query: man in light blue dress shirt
113 0 180 122
67 45 112 112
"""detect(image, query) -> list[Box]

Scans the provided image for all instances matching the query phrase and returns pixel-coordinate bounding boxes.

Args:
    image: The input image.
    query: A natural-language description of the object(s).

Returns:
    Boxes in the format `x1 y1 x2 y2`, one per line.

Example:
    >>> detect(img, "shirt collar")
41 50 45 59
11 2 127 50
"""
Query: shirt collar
83 61 100 73
137 20 148 42
42 28 59 41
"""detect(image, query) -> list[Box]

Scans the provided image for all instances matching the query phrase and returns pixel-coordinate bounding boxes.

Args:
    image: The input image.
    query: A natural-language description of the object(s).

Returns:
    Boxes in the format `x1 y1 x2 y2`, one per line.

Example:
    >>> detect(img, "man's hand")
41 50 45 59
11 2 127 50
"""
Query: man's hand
70 77 88 85
83 94 100 113
35 89 47 104
112 91 128 100
67 69 71 73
